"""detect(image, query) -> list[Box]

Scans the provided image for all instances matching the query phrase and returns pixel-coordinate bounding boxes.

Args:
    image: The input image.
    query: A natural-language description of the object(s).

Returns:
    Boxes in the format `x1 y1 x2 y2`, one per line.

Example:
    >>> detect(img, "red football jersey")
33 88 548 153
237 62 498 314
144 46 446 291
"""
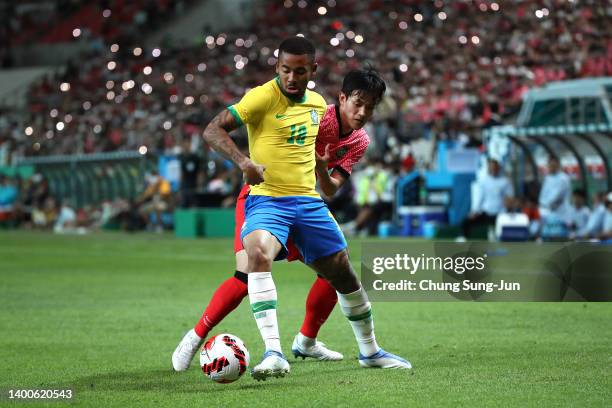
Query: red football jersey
315 104 370 177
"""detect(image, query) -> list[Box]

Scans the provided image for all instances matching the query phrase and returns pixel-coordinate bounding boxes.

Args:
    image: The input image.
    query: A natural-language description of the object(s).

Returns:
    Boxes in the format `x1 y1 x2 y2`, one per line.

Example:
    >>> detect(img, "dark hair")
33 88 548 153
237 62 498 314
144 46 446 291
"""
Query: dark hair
341 68 386 106
278 36 316 59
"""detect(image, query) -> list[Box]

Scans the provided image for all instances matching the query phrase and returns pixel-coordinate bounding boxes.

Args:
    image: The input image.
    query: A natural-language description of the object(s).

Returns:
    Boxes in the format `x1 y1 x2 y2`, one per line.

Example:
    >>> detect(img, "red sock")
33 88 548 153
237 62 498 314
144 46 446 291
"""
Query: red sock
300 276 338 338
194 272 248 339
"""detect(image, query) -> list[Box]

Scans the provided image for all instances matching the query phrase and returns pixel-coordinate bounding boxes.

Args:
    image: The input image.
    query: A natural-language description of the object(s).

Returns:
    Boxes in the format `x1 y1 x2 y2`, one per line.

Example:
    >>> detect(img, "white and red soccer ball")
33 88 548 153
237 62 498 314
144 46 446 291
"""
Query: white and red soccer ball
200 333 250 383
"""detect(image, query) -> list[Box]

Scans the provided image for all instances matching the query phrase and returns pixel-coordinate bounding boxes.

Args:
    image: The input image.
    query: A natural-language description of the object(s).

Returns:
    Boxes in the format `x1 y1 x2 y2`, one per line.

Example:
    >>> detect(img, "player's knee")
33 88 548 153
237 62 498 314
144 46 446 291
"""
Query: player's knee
246 245 273 271
313 250 351 279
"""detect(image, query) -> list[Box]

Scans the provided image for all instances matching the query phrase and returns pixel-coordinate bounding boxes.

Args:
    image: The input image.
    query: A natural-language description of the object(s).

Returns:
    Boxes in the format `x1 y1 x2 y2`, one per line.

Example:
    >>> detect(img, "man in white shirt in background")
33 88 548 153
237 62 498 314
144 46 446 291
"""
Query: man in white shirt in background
459 158 513 240
576 191 607 239
569 189 591 239
538 156 572 225
598 192 612 241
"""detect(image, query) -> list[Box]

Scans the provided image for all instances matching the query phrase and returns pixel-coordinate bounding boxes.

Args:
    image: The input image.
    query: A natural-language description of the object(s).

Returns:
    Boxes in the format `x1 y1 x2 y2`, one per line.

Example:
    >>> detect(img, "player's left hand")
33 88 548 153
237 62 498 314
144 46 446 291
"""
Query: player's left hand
316 144 331 173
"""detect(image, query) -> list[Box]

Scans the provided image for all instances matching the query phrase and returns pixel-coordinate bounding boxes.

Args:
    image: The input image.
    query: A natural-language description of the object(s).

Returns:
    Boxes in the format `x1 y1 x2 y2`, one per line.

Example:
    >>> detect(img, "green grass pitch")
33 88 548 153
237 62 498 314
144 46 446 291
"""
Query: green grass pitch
0 231 610 407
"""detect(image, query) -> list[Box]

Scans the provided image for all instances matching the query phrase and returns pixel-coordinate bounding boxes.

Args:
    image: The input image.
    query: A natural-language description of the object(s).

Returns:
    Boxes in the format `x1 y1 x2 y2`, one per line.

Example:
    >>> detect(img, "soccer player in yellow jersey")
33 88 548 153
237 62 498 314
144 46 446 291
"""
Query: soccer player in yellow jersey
203 37 411 380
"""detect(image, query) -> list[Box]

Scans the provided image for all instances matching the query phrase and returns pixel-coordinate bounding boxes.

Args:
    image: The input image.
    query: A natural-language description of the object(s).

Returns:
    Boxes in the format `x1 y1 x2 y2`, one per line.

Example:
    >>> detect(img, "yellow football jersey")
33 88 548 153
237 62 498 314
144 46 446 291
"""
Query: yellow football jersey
228 77 326 197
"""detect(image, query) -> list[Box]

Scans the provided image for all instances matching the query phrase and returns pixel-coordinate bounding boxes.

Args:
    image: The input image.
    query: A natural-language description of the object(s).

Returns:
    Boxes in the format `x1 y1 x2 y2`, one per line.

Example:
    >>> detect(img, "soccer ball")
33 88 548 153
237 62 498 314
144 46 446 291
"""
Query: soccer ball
200 333 250 383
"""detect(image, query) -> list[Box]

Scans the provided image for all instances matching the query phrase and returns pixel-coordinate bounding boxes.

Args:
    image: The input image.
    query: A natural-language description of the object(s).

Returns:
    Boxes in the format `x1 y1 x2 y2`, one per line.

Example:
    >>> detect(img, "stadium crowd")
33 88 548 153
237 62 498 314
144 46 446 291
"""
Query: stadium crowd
0 0 611 239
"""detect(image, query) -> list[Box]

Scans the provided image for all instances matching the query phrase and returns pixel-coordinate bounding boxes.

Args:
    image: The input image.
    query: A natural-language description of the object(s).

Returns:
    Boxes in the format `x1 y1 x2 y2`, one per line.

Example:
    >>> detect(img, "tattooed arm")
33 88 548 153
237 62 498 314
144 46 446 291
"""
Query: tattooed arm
202 109 265 185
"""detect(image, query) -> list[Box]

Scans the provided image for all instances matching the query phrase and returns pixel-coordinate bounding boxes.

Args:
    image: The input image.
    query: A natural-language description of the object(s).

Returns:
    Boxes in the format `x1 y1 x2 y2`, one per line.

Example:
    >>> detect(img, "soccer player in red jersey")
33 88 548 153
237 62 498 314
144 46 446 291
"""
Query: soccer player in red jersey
173 69 397 371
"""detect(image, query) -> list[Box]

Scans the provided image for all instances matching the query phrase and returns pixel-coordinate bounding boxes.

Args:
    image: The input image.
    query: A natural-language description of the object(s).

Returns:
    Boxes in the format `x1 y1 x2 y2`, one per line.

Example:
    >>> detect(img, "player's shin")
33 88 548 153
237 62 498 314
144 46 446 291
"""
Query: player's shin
194 271 248 338
337 286 380 357
248 272 282 353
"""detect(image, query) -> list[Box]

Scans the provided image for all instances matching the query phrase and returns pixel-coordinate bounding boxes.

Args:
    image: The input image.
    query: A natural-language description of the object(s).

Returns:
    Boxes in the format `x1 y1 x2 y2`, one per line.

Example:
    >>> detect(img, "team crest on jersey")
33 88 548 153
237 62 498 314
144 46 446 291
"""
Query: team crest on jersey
310 109 319 125
335 147 349 159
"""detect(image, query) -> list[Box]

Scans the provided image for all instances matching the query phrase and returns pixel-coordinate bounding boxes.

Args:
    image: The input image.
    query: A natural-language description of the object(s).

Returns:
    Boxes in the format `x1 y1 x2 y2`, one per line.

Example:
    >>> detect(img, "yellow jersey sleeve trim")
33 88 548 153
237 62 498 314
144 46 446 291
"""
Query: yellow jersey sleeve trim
226 105 244 126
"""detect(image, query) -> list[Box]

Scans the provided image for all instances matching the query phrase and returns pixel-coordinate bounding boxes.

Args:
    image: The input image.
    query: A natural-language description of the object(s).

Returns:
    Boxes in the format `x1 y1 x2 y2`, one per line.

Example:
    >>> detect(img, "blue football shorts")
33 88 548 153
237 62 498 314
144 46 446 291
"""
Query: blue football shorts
240 195 347 264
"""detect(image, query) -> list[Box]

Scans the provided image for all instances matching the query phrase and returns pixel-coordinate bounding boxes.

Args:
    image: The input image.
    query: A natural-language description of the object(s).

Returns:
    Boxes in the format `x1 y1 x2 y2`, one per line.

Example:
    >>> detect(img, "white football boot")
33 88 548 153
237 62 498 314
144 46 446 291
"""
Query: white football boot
291 335 343 361
358 349 412 369
172 329 203 372
251 350 290 381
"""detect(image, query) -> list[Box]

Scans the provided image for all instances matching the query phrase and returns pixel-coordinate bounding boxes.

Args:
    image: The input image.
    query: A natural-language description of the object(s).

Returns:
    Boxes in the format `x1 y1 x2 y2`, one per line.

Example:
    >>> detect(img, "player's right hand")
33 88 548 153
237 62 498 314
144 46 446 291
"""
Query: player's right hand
242 160 265 185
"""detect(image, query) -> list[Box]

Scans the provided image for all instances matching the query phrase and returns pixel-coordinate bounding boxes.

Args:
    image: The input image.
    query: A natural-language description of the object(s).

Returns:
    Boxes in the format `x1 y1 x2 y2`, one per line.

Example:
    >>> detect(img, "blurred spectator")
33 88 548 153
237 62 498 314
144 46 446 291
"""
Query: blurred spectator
32 196 58 229
53 200 86 234
347 160 395 236
569 189 591 238
459 158 513 240
539 157 571 224
179 137 201 208
599 193 612 241
576 191 607 239
0 175 18 221
136 171 173 232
